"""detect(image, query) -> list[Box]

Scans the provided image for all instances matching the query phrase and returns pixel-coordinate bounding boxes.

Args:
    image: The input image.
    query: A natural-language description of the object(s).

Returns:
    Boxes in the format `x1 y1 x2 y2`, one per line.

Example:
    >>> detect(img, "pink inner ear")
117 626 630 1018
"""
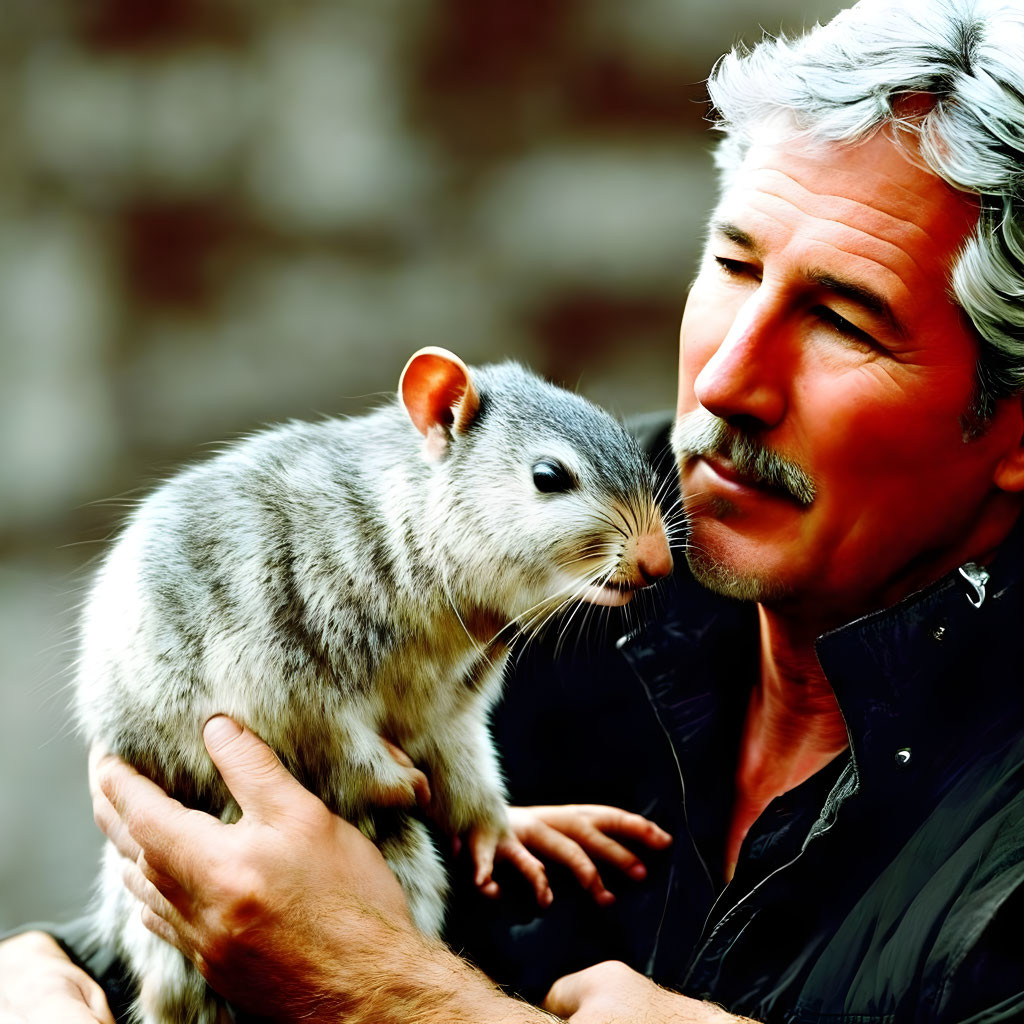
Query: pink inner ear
401 351 479 437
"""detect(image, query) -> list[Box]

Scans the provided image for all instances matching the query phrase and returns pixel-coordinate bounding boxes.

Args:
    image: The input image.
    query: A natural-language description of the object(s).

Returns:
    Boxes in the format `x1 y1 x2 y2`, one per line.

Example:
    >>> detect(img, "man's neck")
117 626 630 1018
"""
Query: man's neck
725 605 849 881
750 605 849 765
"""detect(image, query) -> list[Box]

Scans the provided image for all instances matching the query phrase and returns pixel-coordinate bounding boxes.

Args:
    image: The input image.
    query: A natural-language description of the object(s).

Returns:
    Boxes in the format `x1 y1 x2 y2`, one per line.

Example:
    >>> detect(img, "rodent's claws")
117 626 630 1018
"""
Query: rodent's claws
371 770 428 810
378 740 433 810
410 771 432 810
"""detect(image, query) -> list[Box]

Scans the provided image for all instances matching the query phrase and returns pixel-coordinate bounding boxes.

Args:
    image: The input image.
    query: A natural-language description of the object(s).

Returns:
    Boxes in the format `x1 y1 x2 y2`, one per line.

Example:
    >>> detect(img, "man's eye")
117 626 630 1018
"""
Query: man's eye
714 256 748 276
815 306 879 348
713 256 761 283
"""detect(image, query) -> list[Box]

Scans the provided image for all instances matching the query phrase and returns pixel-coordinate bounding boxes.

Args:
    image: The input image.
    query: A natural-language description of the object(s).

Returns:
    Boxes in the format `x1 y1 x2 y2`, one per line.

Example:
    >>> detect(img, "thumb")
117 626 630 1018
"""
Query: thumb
36 998 114 1024
202 716 303 820
541 971 582 1018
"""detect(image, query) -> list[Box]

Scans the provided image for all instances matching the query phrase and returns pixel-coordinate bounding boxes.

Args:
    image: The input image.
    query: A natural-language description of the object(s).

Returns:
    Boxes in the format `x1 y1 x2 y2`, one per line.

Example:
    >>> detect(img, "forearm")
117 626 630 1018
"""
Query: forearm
317 925 557 1024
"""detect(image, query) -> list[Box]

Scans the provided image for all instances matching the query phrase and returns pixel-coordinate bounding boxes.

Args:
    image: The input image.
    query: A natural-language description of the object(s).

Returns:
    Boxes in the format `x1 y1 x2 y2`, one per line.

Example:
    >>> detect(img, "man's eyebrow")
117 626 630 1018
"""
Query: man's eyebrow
710 220 762 256
711 219 908 339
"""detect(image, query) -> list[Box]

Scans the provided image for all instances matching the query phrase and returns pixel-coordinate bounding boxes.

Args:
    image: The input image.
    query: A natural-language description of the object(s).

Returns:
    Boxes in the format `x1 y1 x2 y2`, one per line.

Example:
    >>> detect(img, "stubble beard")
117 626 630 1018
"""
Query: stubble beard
682 523 794 604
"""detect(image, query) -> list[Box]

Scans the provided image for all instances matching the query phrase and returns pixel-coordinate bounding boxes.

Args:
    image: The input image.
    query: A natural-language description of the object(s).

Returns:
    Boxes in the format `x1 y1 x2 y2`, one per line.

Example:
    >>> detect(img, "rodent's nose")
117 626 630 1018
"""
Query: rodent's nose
634 530 673 586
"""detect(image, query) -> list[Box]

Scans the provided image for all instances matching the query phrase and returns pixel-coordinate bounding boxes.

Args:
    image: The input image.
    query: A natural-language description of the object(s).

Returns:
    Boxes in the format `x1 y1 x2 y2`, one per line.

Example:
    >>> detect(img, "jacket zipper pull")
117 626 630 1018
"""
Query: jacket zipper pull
958 562 990 608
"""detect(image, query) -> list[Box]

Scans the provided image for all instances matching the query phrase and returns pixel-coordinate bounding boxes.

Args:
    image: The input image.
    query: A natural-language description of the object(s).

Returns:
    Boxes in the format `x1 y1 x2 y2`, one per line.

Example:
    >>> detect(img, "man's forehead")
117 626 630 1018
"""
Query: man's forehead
716 128 980 265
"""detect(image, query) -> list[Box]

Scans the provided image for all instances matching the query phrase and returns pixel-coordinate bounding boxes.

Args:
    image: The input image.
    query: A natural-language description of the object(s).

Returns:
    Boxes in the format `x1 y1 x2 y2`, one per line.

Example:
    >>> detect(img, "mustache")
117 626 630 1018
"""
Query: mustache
671 409 817 507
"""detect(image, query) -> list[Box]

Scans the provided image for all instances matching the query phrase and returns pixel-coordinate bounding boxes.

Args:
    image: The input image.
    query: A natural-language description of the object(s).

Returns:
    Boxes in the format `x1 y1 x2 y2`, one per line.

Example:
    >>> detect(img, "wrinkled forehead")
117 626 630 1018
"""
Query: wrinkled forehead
716 123 980 268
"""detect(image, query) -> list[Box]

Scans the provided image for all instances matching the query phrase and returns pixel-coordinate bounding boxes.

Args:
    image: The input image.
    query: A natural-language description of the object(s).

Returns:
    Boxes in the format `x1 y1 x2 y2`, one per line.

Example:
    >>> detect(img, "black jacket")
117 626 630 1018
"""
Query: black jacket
448 416 1024 1022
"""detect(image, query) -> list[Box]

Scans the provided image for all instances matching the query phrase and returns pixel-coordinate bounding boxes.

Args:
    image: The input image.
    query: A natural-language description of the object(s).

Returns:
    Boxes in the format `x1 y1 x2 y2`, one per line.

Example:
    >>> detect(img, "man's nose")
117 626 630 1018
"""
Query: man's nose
693 290 788 428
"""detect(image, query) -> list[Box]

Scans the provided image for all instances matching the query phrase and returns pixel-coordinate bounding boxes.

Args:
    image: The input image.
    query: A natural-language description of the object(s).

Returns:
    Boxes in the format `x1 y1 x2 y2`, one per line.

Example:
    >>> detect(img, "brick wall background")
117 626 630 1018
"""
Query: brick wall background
0 0 844 930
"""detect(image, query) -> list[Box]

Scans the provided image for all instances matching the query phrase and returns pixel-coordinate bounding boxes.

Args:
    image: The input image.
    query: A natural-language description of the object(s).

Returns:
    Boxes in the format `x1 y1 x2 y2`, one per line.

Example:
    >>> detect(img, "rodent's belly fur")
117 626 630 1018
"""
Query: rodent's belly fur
78 549 508 992
77 531 508 833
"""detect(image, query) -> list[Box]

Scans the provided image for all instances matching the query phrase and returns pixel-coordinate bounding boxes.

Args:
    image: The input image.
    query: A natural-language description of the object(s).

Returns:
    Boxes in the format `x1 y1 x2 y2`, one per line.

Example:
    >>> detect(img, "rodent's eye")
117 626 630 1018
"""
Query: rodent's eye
532 459 575 494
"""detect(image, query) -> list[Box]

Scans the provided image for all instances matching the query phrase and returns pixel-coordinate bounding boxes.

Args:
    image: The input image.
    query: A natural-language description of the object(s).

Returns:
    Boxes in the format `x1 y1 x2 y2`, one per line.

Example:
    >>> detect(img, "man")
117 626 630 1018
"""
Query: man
4 0 1024 1019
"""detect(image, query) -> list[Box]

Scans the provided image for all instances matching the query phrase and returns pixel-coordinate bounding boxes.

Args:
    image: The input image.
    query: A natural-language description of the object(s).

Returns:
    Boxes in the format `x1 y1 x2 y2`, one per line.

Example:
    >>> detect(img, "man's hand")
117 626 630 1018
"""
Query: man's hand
90 715 417 1021
543 961 756 1024
0 931 115 1024
90 716 553 1024
504 805 672 906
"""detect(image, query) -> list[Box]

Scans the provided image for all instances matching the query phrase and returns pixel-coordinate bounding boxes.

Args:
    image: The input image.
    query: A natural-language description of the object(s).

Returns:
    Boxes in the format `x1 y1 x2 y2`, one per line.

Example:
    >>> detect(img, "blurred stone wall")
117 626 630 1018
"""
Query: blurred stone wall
0 0 845 929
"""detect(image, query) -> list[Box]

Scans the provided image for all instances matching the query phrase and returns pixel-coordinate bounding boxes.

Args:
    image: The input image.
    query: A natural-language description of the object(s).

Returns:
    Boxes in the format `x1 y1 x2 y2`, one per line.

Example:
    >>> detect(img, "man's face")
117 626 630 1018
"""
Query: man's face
674 127 1024 623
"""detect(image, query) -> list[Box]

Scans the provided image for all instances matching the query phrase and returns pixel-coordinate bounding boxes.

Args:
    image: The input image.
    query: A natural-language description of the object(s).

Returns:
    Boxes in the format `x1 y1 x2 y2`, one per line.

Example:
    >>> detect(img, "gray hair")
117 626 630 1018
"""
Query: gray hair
708 0 1024 423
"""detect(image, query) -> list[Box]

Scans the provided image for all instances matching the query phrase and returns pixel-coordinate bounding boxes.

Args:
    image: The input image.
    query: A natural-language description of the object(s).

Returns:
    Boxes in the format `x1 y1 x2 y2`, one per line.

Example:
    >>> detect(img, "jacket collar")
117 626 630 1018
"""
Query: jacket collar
815 512 1024 791
622 511 1024 795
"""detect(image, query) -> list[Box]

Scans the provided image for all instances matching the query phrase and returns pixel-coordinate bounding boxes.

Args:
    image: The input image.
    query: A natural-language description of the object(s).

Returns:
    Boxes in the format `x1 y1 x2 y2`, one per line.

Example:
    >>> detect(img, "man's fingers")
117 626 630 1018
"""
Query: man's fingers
80 971 118 1024
512 820 612 905
91 783 143 863
573 808 671 879
494 834 554 908
96 755 200 883
555 806 672 849
121 857 184 925
89 743 143 862
120 861 195 964
35 992 116 1024
543 961 648 1022
202 716 304 821
535 805 673 879
0 932 117 1024
587 807 673 848
140 905 188 959
570 826 648 880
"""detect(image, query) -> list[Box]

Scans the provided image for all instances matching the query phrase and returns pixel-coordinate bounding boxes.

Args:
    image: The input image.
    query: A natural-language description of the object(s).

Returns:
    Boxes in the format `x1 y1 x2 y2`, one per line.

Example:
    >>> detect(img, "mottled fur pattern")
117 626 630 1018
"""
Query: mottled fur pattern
75 358 663 1024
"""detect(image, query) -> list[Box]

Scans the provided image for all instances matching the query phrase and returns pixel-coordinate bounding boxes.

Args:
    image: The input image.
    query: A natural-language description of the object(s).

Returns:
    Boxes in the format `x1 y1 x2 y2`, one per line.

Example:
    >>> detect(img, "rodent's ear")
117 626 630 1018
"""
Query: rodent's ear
399 347 481 459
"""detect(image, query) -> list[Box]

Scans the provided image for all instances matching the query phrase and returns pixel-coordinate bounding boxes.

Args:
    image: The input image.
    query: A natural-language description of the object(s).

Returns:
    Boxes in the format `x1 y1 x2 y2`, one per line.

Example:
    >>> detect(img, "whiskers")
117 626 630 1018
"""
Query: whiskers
489 497 674 659
438 475 688 669
438 569 487 657
507 547 619 642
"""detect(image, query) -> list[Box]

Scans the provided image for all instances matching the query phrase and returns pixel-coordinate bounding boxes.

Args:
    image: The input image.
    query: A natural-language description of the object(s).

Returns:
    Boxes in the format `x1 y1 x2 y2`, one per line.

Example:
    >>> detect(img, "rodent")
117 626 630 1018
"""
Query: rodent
74 347 674 1024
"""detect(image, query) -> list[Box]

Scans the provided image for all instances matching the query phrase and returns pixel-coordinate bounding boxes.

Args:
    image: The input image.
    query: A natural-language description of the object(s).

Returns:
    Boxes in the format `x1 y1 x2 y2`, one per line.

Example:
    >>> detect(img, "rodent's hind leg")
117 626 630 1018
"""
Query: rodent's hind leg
132 924 224 1024
373 813 447 936
91 842 224 1023
414 693 507 835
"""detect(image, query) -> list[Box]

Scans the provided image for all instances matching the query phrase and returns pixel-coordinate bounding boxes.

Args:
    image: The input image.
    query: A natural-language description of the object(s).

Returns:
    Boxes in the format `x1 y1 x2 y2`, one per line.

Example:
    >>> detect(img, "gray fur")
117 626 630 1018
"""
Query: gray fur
75 357 664 1024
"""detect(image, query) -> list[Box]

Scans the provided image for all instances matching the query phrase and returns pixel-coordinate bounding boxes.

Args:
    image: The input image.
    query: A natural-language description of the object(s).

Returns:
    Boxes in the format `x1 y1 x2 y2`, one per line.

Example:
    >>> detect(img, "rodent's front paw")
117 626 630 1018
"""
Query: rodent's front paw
371 769 431 810
467 825 552 908
369 743 432 811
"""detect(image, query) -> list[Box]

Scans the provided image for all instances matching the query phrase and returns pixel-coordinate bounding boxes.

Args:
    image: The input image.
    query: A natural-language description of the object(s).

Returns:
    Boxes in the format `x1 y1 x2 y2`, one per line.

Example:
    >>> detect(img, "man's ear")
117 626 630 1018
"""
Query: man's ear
399 347 480 461
994 446 1024 493
993 397 1024 493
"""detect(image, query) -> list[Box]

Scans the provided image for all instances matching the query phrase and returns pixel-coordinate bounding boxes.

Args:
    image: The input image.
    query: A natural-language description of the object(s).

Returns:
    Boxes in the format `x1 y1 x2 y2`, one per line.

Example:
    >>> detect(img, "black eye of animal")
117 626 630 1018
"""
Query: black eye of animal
532 459 575 493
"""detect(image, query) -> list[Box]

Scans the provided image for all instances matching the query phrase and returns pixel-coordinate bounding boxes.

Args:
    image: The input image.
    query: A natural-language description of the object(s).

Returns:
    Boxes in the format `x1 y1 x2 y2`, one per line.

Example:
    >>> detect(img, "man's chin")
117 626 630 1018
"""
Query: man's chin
685 547 792 604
